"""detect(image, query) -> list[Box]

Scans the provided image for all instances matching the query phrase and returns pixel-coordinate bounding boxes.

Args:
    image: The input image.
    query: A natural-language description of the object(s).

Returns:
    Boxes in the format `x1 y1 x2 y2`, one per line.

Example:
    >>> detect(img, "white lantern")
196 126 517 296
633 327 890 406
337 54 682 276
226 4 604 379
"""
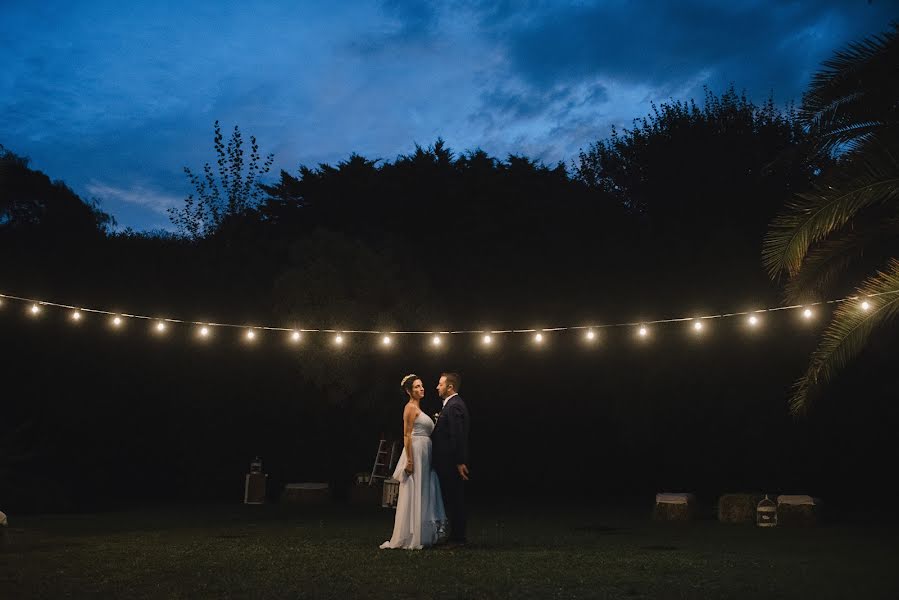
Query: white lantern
756 495 777 527
381 478 400 509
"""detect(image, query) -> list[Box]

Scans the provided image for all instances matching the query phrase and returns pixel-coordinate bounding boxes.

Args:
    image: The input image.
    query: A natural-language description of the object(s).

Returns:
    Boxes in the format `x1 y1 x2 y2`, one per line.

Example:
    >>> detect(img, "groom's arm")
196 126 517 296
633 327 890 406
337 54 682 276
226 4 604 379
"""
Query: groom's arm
447 404 469 468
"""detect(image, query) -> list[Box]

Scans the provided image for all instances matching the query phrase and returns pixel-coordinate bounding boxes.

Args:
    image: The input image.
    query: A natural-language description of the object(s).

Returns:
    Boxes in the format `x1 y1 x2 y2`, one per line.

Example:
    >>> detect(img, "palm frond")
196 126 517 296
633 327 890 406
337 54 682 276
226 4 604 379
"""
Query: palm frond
802 24 899 141
783 218 899 302
789 259 899 415
763 138 899 279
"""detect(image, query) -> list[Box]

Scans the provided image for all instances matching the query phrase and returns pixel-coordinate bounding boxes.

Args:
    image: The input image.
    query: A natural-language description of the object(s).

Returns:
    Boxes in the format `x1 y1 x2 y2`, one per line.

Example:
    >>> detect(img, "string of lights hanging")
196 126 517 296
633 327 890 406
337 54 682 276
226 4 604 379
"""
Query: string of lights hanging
1 288 897 348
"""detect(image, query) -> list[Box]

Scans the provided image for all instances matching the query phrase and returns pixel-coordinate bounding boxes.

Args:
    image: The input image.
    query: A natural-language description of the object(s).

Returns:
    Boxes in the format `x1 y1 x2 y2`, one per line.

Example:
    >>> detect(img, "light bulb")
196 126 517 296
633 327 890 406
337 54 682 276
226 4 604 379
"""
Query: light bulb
112 316 122 327
156 321 166 332
803 308 813 319
291 331 301 342
334 334 344 345
199 326 210 337
246 329 256 340
483 334 493 345
432 335 442 346
72 311 82 321
638 326 648 337
693 320 703 331
585 330 596 341
861 301 871 311
382 335 392 346
748 315 759 327
534 332 543 343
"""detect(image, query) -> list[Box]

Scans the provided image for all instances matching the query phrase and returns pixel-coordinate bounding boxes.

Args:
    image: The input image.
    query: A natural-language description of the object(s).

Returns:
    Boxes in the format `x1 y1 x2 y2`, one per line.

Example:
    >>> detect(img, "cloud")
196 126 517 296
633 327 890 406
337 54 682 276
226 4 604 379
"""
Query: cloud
86 181 181 215
3 0 896 230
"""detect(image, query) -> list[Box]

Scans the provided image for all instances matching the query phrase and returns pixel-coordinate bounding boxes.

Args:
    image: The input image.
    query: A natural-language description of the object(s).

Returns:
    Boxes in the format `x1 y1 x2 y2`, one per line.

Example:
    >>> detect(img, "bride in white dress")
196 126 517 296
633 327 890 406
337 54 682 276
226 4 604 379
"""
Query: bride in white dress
380 374 446 550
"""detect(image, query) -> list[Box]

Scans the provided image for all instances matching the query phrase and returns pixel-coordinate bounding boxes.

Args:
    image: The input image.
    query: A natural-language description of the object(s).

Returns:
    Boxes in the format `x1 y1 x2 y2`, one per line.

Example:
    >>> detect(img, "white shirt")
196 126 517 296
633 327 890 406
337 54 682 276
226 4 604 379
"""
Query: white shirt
442 392 458 408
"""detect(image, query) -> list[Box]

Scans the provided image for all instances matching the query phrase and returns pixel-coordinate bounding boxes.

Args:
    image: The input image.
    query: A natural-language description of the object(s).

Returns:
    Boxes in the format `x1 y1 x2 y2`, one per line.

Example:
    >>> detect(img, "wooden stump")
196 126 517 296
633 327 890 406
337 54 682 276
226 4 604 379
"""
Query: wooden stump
777 495 820 527
281 483 330 505
717 493 764 524
349 483 381 505
653 493 696 522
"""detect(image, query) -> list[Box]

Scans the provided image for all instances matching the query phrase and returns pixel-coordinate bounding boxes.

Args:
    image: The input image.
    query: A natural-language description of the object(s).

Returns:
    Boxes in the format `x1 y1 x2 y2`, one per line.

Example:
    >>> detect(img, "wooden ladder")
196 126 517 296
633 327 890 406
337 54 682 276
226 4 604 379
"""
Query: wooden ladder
369 438 399 485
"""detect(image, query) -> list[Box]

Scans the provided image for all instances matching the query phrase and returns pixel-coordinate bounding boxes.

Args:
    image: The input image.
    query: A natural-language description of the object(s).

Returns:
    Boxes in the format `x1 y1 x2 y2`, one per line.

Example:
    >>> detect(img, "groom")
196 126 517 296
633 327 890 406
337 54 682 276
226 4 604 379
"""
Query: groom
432 372 470 546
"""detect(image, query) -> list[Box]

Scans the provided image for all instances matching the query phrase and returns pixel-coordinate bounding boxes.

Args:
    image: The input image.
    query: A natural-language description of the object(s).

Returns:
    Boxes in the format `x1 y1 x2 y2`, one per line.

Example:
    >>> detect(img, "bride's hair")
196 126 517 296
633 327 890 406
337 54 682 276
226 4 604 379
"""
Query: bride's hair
400 374 420 397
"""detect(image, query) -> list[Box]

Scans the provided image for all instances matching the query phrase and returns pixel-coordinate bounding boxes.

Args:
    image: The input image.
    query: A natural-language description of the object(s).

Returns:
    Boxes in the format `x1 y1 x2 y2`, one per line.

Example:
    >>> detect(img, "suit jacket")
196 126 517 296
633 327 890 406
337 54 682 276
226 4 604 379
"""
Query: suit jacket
432 395 470 468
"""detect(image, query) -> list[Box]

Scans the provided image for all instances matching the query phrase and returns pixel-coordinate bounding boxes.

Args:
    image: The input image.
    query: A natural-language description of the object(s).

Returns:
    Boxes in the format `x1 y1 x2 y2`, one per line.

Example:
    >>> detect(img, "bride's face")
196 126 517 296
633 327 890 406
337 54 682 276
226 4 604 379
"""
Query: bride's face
410 379 425 401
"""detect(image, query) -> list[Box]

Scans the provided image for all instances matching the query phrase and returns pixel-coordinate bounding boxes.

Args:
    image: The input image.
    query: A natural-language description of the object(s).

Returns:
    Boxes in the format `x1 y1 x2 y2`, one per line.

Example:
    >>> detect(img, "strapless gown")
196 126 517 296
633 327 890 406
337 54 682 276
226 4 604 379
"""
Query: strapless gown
380 411 446 549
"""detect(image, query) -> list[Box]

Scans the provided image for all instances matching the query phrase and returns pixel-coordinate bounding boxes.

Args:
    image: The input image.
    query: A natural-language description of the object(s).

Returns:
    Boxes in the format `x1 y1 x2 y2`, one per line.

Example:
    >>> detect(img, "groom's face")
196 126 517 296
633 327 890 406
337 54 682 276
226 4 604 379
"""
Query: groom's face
437 376 449 399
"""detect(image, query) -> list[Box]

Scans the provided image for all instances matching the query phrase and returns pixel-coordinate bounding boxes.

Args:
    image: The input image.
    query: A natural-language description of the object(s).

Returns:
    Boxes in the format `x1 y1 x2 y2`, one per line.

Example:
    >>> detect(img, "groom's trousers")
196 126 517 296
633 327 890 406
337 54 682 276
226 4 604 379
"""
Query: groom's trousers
436 464 467 542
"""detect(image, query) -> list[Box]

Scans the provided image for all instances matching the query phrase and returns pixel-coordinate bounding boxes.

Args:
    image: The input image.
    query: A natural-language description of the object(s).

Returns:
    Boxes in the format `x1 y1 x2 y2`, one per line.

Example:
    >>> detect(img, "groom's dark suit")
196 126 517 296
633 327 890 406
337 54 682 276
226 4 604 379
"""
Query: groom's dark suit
431 394 470 543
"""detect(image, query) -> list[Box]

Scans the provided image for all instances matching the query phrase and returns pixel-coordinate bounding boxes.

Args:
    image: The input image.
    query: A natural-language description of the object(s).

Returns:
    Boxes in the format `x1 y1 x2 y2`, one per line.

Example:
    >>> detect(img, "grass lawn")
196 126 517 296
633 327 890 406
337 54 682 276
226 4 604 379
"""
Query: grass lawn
2 502 897 599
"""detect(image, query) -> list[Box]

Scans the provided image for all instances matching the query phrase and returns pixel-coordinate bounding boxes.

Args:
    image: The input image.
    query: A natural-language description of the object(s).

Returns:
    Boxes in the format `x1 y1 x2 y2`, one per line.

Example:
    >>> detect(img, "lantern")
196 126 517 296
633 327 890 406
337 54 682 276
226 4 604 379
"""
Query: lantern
756 495 777 527
382 478 400 509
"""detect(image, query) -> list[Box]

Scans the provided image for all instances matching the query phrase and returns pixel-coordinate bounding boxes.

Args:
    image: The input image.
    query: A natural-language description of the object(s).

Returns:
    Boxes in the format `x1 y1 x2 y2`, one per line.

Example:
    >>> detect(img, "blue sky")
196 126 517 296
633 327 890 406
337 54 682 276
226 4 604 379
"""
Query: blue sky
2 0 895 231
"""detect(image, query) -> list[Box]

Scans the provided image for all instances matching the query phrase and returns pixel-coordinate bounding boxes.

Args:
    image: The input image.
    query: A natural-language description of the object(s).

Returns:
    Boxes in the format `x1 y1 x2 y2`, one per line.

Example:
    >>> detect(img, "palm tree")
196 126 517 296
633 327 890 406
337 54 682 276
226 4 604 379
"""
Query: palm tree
763 24 899 414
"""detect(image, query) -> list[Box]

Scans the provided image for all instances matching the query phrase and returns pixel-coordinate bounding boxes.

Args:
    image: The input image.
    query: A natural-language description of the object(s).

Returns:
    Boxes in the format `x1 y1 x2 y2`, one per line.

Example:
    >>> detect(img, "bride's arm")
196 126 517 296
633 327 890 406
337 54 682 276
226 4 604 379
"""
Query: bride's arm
402 404 415 474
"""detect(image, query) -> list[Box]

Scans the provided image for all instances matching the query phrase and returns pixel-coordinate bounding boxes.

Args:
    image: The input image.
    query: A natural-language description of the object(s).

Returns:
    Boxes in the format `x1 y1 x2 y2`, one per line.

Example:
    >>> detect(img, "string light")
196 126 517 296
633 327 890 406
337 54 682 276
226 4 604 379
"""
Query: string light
3 288 899 351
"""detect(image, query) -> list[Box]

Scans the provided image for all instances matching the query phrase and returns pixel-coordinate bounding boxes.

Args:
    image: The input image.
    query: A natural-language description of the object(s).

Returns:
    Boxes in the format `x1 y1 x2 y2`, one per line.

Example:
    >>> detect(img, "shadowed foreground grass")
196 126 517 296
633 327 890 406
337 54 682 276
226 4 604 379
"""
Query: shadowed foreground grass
1 503 897 599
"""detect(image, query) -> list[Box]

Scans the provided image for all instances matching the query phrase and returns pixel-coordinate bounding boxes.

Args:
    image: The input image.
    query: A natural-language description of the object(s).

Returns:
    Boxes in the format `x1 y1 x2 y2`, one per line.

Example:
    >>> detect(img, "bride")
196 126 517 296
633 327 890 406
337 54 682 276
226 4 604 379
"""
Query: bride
380 374 446 549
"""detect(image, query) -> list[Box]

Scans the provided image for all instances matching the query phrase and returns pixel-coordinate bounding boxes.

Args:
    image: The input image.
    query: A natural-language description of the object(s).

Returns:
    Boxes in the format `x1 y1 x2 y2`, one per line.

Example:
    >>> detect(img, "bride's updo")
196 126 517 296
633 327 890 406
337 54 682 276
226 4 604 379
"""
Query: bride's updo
400 374 419 398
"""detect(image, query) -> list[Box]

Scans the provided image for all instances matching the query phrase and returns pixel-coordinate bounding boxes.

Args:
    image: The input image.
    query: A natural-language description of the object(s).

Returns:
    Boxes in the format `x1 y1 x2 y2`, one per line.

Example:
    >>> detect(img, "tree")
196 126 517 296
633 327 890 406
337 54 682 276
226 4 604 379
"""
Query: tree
169 121 274 238
576 87 820 306
0 144 113 237
762 24 899 414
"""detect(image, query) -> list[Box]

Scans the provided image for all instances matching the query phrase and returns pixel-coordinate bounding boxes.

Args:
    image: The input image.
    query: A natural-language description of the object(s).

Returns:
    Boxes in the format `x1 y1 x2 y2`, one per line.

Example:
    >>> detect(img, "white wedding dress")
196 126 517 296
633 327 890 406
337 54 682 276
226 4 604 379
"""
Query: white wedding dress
380 411 446 550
